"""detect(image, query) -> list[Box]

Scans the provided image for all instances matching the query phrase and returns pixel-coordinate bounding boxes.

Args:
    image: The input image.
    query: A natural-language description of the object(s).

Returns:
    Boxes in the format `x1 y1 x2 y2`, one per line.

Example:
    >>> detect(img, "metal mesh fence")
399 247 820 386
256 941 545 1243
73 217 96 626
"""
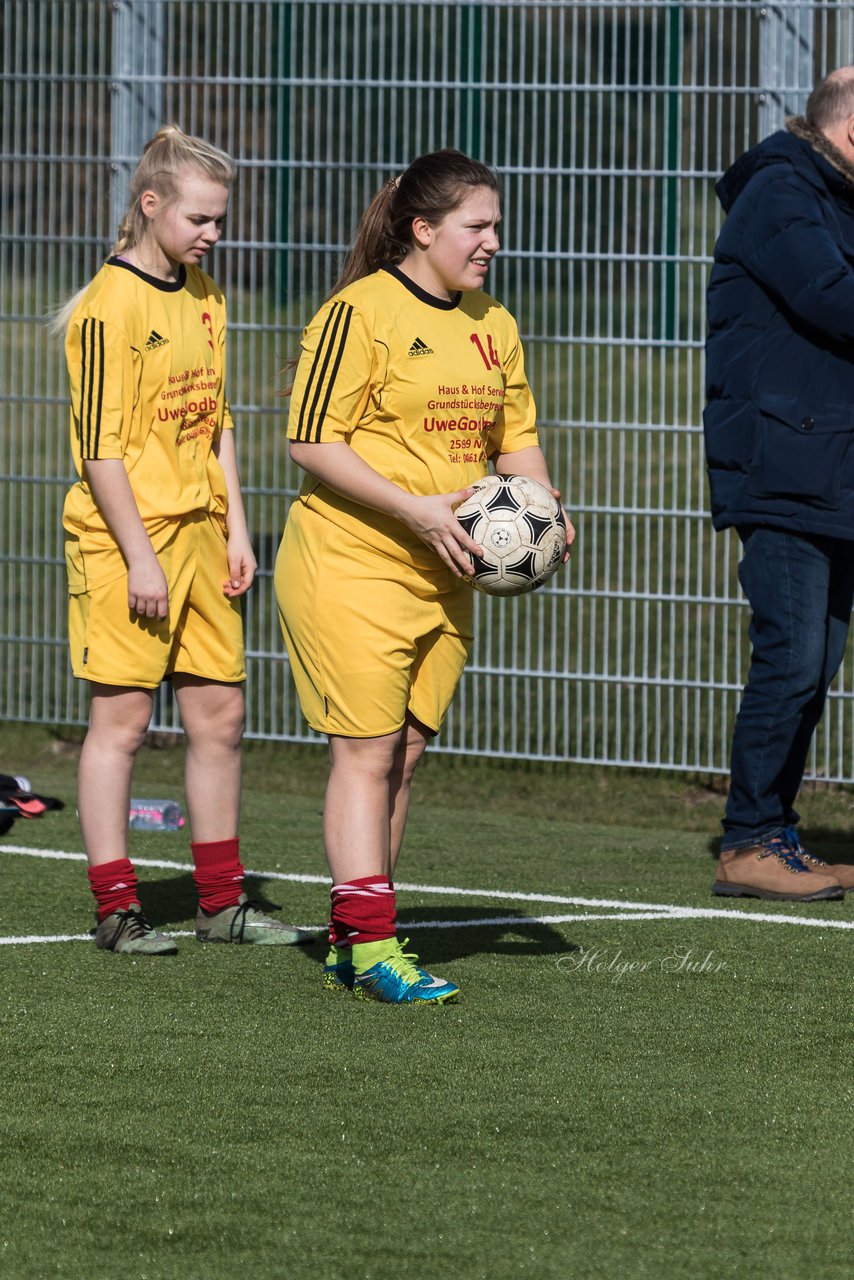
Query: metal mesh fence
3 0 854 774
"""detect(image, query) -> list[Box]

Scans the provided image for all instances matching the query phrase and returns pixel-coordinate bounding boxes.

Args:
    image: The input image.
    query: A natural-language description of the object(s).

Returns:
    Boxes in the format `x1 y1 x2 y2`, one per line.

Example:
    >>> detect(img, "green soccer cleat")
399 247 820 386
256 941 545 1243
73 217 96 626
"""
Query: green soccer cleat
352 937 460 1005
195 893 315 945
321 944 356 993
94 903 178 956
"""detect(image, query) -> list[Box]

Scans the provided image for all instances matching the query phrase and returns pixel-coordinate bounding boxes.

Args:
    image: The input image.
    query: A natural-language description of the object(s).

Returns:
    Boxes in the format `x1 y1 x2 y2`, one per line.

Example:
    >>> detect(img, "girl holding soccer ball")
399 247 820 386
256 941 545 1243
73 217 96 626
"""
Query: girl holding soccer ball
276 148 574 1004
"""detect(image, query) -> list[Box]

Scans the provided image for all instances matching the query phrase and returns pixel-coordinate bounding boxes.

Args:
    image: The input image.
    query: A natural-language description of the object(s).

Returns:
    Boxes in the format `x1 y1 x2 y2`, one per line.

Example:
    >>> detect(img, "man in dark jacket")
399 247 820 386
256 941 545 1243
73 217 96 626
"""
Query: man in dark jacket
704 68 854 901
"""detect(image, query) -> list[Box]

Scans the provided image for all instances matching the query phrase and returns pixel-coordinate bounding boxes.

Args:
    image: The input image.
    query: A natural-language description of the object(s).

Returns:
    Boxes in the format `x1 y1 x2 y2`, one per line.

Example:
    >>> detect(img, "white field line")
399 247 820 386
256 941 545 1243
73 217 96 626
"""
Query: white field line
0 914 685 947
1 843 854 944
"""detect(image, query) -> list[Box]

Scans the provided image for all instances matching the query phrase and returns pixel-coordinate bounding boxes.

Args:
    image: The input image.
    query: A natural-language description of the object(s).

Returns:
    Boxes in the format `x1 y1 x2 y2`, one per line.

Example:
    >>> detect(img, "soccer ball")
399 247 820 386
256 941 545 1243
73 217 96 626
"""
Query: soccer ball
455 474 566 597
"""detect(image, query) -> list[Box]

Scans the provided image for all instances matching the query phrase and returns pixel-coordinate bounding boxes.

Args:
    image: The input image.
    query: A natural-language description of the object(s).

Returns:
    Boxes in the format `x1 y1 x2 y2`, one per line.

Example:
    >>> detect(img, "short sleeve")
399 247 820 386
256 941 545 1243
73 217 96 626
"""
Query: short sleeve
214 299 234 432
487 319 539 456
66 316 133 460
288 298 376 443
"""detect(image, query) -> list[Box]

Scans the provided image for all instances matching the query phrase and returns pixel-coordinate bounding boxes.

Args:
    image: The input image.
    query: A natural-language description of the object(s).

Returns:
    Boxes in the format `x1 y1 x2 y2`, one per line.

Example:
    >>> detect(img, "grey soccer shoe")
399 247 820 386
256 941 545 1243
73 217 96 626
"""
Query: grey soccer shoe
94 903 178 956
195 893 314 945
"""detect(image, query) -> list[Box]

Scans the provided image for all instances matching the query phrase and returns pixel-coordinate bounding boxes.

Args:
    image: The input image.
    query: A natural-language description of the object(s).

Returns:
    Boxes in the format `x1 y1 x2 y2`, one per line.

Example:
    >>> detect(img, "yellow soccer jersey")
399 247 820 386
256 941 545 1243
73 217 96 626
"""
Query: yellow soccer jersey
288 265 539 565
63 258 234 588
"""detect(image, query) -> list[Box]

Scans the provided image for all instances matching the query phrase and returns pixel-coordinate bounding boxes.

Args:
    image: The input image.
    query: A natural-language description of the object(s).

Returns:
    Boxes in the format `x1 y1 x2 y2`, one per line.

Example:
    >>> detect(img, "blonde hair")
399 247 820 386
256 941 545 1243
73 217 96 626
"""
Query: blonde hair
51 125 236 334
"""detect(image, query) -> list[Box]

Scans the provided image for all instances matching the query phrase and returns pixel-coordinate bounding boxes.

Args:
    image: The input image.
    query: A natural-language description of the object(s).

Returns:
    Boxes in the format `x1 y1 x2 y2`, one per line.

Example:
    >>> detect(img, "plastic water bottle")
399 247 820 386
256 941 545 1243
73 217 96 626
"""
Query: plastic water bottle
128 798 185 831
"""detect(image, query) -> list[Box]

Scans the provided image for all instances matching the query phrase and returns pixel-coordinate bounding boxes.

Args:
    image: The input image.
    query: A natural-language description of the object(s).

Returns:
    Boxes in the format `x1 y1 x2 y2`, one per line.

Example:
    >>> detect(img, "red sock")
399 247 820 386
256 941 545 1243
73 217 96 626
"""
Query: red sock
327 917 350 949
88 858 139 922
191 838 244 915
329 875 396 945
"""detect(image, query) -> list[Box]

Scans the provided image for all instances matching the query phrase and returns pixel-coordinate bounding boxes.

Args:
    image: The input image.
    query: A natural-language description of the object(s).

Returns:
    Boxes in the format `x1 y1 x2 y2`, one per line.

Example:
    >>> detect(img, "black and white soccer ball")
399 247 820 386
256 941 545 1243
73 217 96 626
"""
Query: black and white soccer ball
455 474 567 597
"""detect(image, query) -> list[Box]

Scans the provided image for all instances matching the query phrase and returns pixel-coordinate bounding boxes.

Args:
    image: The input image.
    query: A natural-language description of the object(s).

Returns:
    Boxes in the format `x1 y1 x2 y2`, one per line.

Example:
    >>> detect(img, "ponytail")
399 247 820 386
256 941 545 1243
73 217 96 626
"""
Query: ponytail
327 179 402 296
282 149 500 393
332 150 499 299
50 125 235 336
111 124 236 259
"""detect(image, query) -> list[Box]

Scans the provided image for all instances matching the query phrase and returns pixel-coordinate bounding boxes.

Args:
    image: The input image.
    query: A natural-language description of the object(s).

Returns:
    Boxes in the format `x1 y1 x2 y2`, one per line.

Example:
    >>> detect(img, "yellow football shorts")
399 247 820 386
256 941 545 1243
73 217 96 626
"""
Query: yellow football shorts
67 511 245 688
275 502 473 738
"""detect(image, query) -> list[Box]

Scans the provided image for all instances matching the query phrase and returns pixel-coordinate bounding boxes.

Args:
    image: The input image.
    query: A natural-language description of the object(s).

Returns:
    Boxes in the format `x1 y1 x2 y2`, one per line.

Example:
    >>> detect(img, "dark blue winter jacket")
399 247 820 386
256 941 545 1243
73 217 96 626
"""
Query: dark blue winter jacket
704 117 854 539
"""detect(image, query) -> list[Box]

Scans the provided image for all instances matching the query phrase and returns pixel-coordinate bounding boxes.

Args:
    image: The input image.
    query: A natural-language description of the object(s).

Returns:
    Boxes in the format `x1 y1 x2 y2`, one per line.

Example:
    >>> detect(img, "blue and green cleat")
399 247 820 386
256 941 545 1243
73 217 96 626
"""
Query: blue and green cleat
321 945 356 993
352 937 460 1005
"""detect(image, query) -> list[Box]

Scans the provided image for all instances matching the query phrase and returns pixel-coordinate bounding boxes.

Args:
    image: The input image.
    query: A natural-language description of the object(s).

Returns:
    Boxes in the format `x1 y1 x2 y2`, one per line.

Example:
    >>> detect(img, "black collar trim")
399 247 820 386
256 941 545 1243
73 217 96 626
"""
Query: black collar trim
383 263 461 310
108 257 187 292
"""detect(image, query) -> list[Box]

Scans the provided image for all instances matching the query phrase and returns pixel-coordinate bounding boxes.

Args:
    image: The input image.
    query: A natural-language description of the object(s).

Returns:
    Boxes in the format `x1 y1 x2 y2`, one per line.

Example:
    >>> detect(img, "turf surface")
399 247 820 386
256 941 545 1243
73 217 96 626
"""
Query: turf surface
0 725 852 1279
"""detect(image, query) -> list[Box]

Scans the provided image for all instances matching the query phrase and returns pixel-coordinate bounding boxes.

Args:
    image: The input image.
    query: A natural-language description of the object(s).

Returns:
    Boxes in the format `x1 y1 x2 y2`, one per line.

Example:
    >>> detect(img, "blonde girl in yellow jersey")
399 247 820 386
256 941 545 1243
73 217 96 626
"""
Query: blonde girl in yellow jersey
276 149 574 1004
61 126 310 954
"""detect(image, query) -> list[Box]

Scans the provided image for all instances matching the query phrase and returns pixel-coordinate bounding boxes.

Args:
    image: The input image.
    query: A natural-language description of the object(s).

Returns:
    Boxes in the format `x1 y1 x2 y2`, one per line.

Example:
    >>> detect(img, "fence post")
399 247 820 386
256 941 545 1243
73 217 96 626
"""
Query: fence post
661 2 683 343
110 0 166 242
757 1 814 137
460 3 484 157
273 2 293 305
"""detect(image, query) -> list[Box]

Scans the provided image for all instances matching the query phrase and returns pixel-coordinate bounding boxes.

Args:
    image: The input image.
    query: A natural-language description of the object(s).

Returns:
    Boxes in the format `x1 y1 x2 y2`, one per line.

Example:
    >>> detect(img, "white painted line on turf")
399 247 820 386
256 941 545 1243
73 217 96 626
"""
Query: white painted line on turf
0 928 326 946
0 914 682 946
404 911 687 928
404 909 854 930
0 845 333 881
0 846 207 871
0 933 94 945
5 904 854 948
2 841 853 932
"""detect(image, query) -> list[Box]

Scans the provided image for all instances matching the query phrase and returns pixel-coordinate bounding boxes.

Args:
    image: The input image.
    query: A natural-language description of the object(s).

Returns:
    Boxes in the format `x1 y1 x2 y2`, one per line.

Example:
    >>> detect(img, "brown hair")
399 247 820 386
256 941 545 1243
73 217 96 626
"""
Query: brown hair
330 148 499 295
283 148 500 392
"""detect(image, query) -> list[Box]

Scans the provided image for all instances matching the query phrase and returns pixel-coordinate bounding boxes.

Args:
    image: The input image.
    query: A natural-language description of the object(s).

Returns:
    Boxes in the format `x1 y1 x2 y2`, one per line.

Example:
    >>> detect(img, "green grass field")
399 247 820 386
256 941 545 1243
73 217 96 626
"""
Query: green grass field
1 723 853 1280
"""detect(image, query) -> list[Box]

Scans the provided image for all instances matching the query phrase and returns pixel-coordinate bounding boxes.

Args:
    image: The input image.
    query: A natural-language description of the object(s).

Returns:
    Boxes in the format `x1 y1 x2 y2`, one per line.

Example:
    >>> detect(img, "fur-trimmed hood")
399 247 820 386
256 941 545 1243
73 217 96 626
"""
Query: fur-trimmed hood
715 115 854 214
786 114 854 187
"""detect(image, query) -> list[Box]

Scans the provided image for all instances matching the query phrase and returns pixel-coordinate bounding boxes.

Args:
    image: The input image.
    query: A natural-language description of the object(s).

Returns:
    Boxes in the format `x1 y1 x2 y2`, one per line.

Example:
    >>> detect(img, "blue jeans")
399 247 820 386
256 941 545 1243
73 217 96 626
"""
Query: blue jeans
722 526 854 850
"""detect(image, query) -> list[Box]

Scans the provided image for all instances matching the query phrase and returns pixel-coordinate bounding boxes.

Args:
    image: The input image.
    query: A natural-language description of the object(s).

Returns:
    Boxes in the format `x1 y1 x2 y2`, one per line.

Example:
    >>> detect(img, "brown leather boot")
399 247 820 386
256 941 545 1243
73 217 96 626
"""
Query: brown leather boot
713 836 844 901
772 826 854 891
789 845 854 890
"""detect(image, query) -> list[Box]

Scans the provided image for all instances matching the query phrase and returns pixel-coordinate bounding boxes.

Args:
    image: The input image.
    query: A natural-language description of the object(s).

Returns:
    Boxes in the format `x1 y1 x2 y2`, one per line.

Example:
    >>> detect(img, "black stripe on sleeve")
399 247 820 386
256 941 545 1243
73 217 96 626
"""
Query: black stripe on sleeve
92 320 105 458
77 321 88 453
80 318 105 459
295 301 353 442
84 319 96 458
295 304 340 442
311 303 353 443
